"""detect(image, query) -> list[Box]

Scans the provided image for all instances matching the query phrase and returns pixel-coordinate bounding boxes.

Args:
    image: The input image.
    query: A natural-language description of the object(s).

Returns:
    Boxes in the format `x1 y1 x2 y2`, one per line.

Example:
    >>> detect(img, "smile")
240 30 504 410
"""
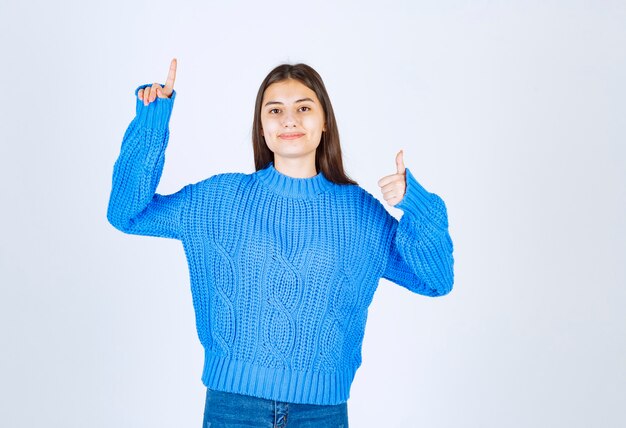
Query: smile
279 133 305 140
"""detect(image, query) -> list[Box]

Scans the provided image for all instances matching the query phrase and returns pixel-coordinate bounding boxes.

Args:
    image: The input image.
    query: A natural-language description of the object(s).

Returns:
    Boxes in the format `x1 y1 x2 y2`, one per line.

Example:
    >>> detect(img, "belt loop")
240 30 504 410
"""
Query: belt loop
274 400 289 427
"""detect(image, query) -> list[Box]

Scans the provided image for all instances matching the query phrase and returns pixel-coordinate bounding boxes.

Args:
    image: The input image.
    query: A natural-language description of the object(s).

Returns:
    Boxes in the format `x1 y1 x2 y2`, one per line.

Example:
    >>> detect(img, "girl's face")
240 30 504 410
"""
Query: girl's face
260 79 326 165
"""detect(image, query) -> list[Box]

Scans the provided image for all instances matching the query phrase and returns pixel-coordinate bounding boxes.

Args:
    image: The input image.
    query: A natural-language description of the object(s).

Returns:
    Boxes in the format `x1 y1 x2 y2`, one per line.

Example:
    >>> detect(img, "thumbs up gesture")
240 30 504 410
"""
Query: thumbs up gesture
377 150 407 207
138 58 178 106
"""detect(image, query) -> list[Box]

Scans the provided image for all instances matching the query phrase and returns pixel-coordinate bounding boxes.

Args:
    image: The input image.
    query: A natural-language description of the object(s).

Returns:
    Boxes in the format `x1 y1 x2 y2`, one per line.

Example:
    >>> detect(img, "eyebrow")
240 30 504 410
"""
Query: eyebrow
264 98 315 107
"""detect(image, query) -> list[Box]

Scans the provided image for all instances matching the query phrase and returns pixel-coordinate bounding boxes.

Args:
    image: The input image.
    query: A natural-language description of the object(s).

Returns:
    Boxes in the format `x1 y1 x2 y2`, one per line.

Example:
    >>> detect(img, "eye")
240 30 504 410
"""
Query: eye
269 108 280 114
299 106 311 112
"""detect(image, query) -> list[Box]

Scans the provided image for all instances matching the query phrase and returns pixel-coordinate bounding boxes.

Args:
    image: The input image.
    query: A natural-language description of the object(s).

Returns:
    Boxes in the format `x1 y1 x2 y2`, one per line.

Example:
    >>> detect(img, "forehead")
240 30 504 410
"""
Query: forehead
262 79 319 103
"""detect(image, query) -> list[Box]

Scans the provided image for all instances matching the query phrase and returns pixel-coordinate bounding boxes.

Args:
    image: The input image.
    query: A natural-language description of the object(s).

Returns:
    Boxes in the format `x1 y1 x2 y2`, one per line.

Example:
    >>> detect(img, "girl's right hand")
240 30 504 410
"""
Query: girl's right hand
137 58 177 106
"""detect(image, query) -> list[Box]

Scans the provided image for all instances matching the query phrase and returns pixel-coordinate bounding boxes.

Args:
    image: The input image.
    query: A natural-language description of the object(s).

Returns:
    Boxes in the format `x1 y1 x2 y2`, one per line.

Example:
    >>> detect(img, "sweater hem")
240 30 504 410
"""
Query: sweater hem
200 349 354 405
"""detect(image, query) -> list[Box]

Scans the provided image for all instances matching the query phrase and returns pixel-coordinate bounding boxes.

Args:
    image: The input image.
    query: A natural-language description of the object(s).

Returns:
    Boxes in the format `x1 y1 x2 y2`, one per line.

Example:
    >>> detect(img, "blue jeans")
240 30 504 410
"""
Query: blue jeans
202 388 349 427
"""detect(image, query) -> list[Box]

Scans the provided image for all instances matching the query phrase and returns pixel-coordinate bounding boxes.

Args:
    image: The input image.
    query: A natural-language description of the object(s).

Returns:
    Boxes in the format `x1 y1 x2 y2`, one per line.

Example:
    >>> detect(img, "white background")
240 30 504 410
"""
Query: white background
1 1 624 427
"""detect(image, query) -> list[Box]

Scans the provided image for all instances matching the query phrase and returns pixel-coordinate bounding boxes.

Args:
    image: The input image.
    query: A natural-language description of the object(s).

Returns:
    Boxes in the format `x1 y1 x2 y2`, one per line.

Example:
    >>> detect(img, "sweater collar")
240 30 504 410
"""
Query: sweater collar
255 161 334 199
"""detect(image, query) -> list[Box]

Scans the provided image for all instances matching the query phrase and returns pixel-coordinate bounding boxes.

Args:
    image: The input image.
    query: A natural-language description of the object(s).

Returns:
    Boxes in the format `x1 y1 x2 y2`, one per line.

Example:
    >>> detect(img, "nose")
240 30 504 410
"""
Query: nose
281 111 297 127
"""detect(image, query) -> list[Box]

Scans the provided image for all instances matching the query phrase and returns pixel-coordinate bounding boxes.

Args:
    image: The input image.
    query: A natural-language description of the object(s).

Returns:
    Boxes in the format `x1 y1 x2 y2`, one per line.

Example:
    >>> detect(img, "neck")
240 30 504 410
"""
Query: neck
273 155 317 178
255 161 333 199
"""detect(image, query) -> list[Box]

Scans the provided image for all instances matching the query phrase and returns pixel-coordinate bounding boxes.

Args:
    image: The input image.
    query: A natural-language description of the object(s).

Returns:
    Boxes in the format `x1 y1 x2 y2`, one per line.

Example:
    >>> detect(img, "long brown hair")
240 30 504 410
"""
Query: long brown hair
251 63 358 186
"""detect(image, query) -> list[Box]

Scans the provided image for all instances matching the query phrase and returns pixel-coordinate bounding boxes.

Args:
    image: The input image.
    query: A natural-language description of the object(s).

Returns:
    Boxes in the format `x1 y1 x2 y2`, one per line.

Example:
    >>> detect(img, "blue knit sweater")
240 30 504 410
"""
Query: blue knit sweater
107 83 455 405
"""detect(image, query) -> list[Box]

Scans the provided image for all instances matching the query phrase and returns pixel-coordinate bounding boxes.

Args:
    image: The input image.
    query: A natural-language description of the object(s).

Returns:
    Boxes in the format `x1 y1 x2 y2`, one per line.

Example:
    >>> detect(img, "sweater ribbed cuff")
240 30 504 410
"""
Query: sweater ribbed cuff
395 167 433 219
133 83 177 129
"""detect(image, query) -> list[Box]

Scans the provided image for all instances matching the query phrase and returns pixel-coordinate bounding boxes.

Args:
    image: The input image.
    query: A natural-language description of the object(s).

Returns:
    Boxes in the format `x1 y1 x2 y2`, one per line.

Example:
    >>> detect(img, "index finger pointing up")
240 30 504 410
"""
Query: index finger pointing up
163 58 177 93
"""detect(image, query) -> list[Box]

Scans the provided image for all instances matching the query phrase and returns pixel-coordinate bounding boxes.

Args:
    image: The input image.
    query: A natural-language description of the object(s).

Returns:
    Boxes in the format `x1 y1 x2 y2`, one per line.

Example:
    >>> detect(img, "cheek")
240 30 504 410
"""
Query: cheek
315 120 326 134
261 118 278 134
303 115 324 132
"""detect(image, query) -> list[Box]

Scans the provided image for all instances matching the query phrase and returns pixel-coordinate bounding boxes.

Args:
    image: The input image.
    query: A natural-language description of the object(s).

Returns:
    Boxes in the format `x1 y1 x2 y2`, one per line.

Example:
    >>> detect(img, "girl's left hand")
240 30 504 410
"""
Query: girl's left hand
377 150 407 207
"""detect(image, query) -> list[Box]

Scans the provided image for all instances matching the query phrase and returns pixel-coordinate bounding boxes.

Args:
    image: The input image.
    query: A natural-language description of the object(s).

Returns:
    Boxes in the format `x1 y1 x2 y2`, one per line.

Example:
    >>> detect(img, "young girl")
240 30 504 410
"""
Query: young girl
108 58 454 427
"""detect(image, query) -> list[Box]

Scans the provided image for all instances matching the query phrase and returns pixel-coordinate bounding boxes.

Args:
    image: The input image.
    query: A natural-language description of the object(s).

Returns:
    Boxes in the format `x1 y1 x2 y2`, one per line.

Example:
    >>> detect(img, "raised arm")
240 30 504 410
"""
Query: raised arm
378 151 455 296
107 59 189 240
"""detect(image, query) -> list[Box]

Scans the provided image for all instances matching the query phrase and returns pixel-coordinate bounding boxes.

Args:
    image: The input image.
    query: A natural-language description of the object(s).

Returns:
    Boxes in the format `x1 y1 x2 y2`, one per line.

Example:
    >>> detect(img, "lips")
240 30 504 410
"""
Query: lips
279 133 305 140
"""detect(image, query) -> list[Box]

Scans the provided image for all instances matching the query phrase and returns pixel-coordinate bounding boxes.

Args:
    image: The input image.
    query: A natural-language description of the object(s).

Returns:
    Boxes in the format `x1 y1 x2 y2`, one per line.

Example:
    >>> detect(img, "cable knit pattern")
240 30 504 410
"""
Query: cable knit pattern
107 83 455 405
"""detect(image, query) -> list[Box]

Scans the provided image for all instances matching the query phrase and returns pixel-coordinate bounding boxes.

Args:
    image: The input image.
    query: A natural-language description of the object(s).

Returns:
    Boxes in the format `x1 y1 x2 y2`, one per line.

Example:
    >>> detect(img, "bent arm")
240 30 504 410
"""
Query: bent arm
106 83 188 240
381 167 455 296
